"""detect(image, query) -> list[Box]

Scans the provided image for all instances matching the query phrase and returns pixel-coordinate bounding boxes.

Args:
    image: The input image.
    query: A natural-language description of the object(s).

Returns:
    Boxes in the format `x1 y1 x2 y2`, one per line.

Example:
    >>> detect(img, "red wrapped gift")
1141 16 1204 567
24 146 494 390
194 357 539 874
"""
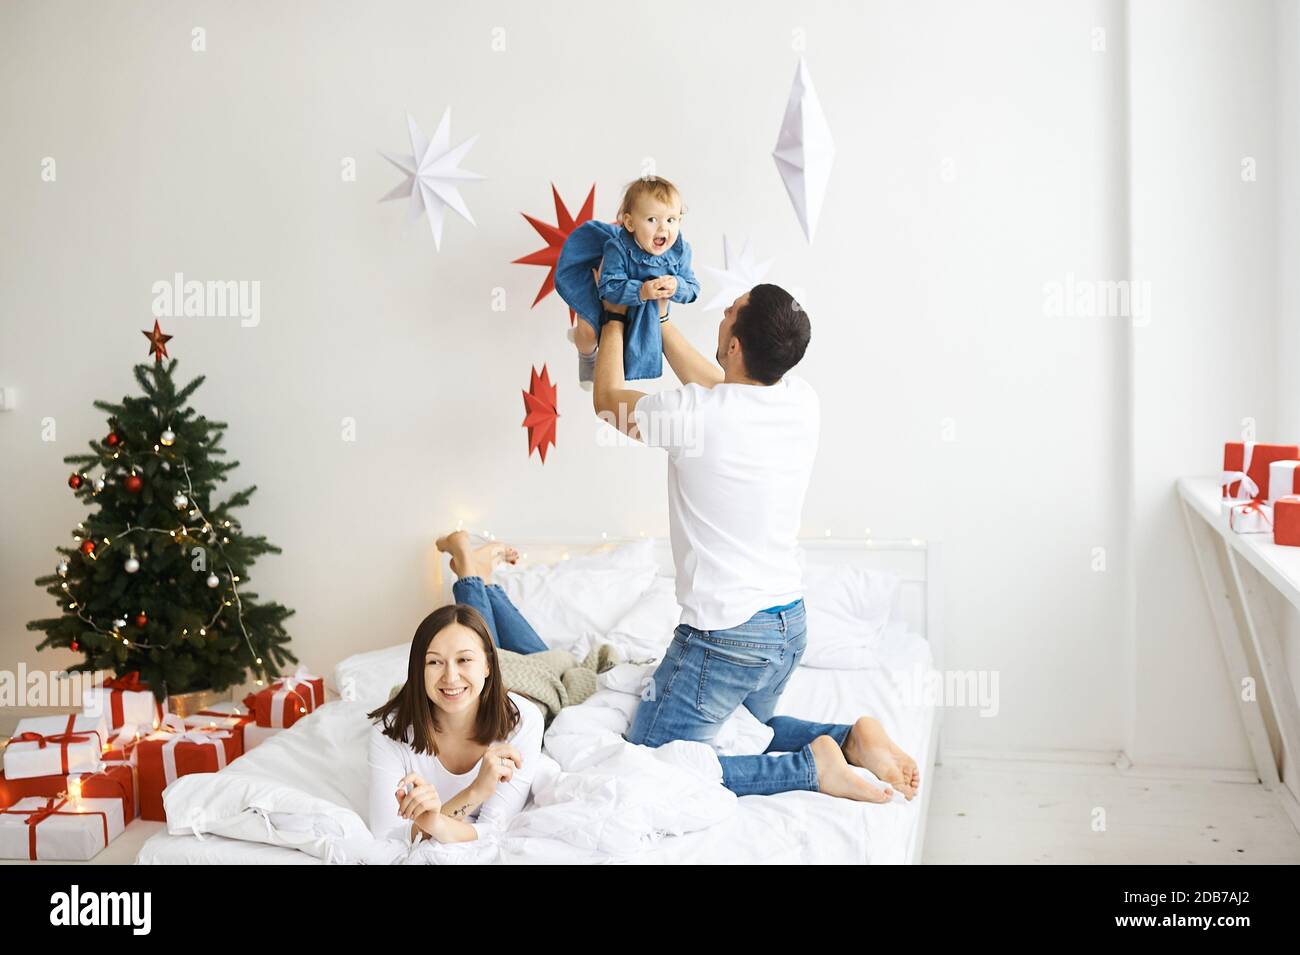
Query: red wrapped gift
1274 496 1300 546
250 668 323 729
0 763 135 820
183 709 250 760
136 722 238 822
81 670 166 731
1222 441 1300 502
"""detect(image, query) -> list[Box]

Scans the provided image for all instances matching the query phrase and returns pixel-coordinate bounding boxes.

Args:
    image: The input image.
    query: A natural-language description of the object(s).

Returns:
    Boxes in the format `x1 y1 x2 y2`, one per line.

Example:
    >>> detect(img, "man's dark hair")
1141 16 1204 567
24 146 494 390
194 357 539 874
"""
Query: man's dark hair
732 284 811 384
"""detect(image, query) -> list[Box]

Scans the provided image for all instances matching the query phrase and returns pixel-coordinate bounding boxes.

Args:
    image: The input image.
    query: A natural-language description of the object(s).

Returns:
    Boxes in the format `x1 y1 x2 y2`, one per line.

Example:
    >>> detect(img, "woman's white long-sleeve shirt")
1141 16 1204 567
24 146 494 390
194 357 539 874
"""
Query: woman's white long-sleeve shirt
367 692 543 845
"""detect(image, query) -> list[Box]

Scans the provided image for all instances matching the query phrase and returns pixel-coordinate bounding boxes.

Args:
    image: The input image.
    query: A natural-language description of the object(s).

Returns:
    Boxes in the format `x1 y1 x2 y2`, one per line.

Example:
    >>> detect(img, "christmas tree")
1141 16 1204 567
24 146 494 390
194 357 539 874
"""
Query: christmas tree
27 322 296 699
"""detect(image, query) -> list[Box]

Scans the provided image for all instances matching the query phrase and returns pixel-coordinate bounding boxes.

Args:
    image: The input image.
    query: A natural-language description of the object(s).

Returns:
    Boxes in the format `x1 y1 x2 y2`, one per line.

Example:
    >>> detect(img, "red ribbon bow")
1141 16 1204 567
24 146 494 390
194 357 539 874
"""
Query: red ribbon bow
103 671 146 692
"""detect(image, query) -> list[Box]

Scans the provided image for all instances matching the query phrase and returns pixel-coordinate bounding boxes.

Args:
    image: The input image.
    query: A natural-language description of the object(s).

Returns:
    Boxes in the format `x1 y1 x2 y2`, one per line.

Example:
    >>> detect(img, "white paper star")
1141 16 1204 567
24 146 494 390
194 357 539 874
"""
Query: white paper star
380 109 484 251
772 58 835 242
700 235 774 311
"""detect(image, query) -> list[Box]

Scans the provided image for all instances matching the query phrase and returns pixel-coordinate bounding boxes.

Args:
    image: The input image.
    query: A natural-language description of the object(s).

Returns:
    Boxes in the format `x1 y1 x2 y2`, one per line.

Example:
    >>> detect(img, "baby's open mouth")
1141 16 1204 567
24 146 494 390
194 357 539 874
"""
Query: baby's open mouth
653 237 667 248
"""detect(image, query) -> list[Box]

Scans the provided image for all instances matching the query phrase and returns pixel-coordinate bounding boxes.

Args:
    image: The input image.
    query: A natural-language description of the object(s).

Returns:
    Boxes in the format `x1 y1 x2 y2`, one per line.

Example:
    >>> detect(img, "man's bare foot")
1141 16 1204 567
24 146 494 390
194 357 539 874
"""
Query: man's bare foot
841 716 919 800
809 735 893 803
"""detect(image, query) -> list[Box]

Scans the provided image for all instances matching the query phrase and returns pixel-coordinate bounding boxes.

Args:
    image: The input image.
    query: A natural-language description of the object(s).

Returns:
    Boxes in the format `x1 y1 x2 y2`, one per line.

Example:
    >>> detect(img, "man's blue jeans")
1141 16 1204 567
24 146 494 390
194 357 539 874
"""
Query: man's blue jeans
623 600 853 796
451 576 549 655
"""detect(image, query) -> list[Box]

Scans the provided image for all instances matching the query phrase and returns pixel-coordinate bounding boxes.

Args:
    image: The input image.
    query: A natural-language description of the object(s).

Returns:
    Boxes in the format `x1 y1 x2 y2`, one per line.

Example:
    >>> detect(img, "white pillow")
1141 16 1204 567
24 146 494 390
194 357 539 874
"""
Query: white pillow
493 539 658 652
800 563 901 669
601 576 680 661
162 773 404 864
331 642 409 710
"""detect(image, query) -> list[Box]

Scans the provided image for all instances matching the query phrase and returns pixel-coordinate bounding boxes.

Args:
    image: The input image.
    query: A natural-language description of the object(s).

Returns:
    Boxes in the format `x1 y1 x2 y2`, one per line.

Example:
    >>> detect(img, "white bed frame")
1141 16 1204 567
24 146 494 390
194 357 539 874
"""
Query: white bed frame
449 534 945 866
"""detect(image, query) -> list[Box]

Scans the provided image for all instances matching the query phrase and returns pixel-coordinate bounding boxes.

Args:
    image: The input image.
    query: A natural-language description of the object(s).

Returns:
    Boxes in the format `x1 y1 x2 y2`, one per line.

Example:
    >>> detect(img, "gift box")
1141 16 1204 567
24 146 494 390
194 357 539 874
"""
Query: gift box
242 723 283 752
0 795 125 861
250 668 324 729
182 711 250 760
3 713 108 780
136 724 237 822
1228 499 1273 534
1222 441 1300 502
1274 496 1300 546
1268 461 1300 504
81 670 166 731
0 763 135 821
101 723 145 767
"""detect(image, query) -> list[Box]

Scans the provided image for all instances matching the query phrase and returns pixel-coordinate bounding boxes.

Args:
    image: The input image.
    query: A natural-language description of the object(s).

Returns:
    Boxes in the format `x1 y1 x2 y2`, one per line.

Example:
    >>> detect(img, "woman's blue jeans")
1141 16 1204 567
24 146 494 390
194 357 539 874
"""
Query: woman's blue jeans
451 576 549 655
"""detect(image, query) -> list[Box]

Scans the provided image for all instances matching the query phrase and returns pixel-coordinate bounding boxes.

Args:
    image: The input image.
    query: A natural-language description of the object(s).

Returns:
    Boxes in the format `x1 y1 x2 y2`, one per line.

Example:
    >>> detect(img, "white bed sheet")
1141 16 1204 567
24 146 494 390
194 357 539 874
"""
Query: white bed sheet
136 624 935 865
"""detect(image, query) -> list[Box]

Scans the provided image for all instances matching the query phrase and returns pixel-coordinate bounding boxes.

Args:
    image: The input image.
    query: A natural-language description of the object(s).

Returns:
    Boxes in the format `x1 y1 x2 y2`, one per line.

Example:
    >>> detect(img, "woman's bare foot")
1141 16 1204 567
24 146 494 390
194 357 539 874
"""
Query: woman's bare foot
435 530 519 580
435 530 474 578
809 735 893 803
841 716 919 800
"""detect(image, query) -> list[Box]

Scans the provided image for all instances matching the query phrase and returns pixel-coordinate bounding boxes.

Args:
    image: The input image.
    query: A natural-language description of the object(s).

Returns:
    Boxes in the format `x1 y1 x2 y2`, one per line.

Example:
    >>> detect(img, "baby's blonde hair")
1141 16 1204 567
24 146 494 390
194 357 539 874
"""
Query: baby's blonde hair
617 176 685 220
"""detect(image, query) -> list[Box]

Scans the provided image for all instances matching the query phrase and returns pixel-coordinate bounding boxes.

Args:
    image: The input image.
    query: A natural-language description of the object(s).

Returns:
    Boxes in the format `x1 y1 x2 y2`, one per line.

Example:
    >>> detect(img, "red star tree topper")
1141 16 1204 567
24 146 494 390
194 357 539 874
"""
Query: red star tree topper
521 364 559 463
512 184 596 325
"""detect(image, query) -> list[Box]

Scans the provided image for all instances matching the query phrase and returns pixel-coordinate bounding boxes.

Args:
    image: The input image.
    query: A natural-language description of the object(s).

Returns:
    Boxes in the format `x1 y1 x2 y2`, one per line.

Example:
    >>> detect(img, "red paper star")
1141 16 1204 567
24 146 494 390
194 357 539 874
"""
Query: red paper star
522 364 559 463
141 320 173 363
512 184 596 324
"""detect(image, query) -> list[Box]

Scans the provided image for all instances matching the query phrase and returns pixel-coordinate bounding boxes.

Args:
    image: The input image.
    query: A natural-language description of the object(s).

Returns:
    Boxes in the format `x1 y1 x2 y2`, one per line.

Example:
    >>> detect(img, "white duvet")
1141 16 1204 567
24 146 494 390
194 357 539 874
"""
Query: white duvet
144 622 934 865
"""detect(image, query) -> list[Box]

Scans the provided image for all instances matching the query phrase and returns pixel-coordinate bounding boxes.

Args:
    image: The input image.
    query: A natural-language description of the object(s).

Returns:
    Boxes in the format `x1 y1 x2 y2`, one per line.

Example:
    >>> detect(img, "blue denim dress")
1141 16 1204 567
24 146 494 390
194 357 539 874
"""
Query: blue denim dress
554 221 701 380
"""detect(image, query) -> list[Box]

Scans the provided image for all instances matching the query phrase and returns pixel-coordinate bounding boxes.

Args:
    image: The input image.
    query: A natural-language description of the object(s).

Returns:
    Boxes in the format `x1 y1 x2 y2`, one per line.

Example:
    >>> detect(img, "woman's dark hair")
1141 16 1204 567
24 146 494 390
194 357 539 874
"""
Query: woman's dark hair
732 283 811 384
367 604 519 755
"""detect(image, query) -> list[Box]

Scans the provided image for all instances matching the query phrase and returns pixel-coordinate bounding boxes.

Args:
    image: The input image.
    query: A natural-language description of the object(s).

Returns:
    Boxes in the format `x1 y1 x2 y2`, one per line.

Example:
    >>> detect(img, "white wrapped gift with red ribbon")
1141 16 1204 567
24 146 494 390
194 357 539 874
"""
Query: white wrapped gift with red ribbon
0 794 125 860
3 713 108 780
81 670 166 731
1227 499 1274 534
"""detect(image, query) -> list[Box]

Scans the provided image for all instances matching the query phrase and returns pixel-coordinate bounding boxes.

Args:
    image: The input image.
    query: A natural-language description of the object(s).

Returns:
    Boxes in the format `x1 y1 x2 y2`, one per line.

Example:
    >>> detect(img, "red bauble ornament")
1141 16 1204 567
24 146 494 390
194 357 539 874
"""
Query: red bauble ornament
123 473 143 494
70 641 79 652
79 539 96 556
104 432 121 448
133 613 148 628
68 474 83 489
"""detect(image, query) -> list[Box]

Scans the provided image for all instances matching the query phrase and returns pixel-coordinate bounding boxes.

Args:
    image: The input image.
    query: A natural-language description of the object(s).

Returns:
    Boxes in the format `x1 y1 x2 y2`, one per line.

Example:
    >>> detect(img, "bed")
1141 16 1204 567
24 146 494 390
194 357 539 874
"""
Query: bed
136 536 943 865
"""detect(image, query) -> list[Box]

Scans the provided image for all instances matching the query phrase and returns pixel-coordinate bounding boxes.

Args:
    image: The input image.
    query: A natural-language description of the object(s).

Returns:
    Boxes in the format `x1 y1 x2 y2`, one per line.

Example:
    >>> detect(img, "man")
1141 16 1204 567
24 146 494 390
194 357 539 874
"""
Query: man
593 281 919 803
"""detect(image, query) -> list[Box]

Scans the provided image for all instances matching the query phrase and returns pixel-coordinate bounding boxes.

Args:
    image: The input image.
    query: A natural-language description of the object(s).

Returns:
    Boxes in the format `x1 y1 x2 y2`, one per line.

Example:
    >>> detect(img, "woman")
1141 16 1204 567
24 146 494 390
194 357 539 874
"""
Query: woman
366 531 548 845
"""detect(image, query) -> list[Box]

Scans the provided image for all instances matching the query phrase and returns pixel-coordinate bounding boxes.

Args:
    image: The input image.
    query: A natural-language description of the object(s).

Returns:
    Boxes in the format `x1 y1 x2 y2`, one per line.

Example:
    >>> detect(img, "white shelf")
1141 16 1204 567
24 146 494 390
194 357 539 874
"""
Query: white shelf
1177 476 1300 610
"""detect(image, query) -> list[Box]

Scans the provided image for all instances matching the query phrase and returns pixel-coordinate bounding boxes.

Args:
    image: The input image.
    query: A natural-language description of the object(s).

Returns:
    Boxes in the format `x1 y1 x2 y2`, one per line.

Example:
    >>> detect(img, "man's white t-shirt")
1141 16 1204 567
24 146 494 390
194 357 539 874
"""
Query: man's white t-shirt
633 374 820 631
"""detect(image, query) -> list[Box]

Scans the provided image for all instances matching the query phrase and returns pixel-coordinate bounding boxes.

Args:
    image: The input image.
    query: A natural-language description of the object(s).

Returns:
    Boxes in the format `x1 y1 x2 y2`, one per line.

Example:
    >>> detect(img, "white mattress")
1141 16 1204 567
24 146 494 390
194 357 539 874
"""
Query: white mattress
136 624 935 865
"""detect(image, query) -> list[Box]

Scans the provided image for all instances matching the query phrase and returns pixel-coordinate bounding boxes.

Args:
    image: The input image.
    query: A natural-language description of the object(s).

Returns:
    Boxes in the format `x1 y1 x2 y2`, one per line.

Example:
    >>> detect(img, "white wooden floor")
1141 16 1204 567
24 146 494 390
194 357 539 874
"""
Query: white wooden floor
922 756 1300 864
9 755 1300 864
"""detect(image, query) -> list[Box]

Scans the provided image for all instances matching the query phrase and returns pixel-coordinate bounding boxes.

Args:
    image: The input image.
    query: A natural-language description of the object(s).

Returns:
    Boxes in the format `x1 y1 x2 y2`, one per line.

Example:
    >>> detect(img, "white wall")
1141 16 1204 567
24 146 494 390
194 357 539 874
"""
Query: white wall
1128 0 1285 770
0 0 1234 763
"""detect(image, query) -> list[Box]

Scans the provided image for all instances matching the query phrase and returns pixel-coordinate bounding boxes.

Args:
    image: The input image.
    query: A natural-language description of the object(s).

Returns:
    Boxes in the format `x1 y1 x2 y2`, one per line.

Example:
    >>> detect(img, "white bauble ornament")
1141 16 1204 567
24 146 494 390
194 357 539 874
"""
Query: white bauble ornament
124 557 140 574
160 429 176 446
206 573 220 588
